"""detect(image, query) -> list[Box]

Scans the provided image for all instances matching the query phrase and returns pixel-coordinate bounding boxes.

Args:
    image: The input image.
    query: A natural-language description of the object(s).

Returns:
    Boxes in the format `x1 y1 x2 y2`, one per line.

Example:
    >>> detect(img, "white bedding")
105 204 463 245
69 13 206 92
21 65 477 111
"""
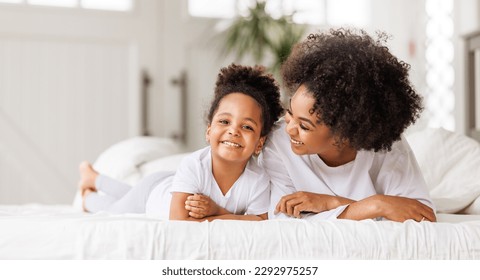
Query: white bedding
1 204 479 260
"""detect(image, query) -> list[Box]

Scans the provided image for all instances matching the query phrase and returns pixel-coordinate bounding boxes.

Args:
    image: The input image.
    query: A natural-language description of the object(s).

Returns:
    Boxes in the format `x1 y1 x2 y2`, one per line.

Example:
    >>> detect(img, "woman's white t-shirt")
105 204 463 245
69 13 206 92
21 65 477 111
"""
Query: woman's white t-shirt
259 120 434 220
146 146 270 219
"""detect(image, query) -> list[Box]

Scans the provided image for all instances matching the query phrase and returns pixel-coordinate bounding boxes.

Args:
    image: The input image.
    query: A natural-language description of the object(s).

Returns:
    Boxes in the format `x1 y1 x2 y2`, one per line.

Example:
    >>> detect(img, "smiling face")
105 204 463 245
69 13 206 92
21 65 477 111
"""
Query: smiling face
206 93 265 166
285 85 336 156
284 85 359 166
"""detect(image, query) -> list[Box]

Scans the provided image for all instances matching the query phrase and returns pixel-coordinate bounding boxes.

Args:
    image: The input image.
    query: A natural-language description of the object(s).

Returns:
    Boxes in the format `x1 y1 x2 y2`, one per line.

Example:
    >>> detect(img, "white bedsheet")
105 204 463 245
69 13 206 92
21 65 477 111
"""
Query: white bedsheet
1 204 479 260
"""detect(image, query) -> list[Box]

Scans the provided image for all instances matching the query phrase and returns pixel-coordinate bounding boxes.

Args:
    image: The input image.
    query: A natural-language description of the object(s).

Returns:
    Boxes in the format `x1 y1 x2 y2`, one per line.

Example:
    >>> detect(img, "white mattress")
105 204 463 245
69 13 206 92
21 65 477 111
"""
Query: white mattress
1 204 479 260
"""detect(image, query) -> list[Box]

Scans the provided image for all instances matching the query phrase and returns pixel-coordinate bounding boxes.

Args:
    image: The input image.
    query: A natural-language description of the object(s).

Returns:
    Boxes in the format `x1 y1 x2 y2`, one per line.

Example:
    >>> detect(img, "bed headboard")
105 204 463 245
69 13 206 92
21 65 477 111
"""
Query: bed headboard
465 31 480 142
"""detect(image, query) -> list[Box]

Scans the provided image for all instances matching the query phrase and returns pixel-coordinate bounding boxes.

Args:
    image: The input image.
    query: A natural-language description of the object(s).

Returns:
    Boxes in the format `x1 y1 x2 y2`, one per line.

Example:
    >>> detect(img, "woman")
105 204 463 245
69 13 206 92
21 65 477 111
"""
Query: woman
258 28 435 222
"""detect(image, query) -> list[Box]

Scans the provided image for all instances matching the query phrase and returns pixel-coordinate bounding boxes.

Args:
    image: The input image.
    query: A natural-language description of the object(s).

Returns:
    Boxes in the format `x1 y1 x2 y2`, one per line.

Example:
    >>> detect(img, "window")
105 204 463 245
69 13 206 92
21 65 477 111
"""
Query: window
81 0 132 11
188 0 237 18
0 0 133 11
326 0 370 27
28 0 76 7
188 0 371 27
261 0 325 25
425 0 454 130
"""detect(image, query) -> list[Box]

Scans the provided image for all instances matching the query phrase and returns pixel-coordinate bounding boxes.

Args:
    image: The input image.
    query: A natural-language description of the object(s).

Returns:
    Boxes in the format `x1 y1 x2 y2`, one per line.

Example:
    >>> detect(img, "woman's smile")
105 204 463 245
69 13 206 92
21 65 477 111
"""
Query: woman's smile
289 138 304 145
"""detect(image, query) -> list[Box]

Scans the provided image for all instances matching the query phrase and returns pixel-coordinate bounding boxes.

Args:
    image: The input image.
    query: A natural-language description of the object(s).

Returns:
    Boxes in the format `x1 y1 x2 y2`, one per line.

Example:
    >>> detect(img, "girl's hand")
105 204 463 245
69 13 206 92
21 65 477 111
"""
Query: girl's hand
375 195 437 222
185 194 226 219
275 191 354 218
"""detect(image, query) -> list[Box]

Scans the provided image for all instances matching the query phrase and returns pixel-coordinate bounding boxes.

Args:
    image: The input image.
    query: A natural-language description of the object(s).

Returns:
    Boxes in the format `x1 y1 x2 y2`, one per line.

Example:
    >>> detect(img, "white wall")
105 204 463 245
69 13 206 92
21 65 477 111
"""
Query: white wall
0 1 165 204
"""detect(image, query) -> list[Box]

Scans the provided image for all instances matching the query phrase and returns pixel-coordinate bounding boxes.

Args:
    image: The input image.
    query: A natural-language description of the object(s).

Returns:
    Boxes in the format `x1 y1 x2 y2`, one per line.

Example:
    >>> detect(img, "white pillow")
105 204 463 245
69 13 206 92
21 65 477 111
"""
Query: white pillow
406 128 480 213
92 136 182 183
72 137 183 209
139 153 189 177
461 196 480 214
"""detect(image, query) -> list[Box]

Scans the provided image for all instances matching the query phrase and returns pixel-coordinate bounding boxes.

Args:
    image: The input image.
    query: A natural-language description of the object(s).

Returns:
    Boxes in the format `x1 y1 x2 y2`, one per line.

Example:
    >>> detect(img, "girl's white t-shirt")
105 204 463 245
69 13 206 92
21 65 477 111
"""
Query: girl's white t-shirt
145 146 270 219
259 120 434 220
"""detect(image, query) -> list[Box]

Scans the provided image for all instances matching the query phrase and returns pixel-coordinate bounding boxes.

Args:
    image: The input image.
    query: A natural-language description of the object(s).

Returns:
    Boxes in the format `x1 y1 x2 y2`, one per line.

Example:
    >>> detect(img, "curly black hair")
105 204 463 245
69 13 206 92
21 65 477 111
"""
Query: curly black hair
281 28 423 152
207 63 284 137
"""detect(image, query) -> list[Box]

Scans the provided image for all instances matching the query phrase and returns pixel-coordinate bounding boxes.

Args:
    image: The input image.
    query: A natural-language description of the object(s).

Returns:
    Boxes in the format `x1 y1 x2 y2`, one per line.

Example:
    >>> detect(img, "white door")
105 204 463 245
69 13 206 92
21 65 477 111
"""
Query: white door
0 0 165 203
161 0 239 151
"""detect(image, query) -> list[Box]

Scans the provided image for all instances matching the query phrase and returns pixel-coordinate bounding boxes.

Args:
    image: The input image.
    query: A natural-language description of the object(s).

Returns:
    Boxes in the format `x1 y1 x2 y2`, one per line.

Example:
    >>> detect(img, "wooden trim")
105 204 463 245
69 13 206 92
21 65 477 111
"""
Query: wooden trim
465 32 480 142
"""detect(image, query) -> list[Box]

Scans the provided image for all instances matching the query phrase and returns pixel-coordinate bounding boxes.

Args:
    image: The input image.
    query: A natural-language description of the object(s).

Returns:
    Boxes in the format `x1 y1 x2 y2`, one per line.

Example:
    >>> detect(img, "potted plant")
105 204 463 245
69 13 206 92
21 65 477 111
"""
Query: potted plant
218 0 306 82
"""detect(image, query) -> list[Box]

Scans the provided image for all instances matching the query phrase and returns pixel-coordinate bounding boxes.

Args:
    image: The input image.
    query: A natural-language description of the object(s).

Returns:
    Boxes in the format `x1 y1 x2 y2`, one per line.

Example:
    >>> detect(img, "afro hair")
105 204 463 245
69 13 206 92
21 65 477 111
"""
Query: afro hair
281 28 423 151
207 63 284 137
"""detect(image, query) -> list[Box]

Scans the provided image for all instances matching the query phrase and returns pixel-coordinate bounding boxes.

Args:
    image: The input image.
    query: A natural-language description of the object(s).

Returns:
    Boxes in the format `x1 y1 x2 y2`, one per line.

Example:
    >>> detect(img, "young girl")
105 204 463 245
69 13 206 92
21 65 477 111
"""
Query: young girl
79 64 283 221
255 28 435 222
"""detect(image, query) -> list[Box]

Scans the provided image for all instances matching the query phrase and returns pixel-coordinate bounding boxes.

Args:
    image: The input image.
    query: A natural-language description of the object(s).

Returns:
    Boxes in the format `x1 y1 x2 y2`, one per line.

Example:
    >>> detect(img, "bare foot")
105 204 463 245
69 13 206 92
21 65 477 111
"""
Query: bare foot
82 188 95 212
78 161 99 196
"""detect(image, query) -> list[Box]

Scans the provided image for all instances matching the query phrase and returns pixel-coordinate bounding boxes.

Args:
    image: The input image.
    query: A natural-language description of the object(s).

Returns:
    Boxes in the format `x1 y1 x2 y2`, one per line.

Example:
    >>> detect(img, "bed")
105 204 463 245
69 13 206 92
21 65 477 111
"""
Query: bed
1 125 480 260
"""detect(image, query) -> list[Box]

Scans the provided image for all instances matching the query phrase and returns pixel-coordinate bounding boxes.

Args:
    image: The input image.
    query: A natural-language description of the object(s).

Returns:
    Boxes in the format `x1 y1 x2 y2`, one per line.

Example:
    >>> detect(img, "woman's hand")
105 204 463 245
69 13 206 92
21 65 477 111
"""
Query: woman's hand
185 194 229 219
275 191 354 218
338 195 437 222
375 195 436 222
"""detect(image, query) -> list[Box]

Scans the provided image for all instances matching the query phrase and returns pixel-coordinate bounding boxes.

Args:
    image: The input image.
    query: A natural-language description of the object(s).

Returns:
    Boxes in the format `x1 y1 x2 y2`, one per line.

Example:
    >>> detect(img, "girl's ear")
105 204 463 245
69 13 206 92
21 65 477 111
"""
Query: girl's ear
205 125 211 143
254 136 266 156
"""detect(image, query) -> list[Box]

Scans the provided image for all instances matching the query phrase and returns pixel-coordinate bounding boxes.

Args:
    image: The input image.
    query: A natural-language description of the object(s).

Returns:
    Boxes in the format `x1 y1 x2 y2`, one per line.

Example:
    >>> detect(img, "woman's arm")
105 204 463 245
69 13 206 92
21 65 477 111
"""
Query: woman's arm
337 194 436 222
342 138 436 222
275 192 436 222
203 213 267 221
275 191 354 218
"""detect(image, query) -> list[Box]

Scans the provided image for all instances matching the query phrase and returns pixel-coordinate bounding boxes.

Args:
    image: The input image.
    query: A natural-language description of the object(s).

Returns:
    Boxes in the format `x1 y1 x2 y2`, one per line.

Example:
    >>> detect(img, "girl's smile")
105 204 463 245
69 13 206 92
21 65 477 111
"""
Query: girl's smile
220 140 242 148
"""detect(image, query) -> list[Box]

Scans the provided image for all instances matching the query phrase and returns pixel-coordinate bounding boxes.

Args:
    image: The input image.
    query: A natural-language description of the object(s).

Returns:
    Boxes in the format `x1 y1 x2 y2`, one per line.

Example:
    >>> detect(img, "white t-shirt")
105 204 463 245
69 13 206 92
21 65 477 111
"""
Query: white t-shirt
259 120 434 220
145 146 270 219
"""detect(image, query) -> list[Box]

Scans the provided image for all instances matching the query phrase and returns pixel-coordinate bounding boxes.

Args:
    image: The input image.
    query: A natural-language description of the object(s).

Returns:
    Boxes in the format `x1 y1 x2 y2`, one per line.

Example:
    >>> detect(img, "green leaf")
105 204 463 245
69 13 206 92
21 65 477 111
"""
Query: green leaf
217 0 305 76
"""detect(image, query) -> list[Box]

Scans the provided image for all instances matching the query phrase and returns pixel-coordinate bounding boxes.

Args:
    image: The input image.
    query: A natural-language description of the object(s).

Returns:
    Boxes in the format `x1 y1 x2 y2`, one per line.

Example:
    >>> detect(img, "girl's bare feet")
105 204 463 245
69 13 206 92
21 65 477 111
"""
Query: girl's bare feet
78 161 99 196
81 188 96 212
